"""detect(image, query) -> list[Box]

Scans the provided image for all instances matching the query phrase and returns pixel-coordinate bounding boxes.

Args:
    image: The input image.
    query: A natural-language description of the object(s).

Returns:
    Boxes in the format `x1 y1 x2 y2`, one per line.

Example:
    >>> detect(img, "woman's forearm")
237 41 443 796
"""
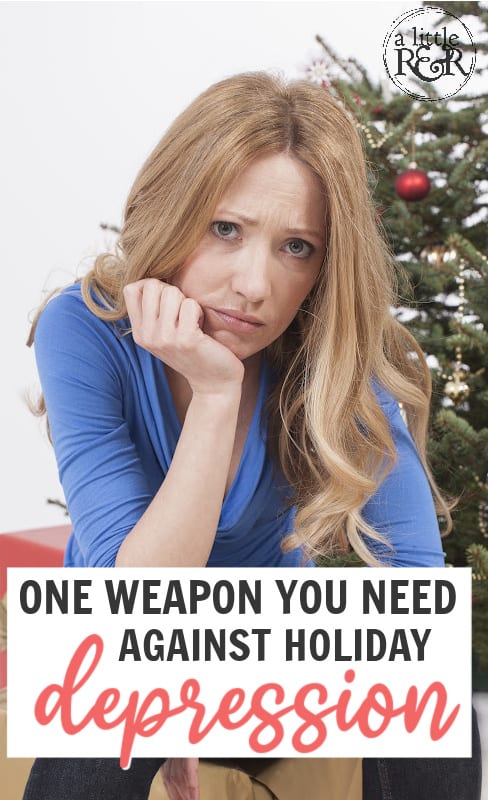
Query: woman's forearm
115 388 242 567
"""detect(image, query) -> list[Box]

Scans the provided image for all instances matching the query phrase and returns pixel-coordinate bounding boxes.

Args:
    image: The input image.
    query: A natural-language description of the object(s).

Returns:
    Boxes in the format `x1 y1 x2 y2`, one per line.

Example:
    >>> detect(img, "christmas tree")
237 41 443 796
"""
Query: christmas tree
306 1 488 669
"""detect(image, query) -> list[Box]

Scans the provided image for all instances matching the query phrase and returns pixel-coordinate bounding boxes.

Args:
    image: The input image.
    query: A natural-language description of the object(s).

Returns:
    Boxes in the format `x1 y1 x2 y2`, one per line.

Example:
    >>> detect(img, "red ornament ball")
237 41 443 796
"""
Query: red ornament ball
395 167 431 201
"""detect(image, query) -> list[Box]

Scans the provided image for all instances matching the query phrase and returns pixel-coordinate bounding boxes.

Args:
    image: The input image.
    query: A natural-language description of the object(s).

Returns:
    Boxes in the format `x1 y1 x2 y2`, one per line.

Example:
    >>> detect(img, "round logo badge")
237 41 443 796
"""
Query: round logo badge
383 6 476 100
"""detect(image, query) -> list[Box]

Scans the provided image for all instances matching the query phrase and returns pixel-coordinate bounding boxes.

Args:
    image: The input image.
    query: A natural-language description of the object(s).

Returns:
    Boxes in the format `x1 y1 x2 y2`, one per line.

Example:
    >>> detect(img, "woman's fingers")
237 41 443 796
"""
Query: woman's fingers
141 278 169 322
124 279 180 349
159 286 194 338
124 278 174 320
122 281 144 330
177 297 205 333
125 278 203 349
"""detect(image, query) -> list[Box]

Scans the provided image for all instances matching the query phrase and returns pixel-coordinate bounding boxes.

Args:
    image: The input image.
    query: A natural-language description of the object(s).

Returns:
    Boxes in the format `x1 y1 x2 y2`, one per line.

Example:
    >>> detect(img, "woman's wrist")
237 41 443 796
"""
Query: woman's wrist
190 383 243 408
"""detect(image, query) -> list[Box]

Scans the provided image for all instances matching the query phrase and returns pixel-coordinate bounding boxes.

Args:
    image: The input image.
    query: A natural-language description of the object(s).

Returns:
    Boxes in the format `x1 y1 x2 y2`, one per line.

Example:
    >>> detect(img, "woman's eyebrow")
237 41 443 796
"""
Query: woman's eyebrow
214 210 325 241
285 226 325 242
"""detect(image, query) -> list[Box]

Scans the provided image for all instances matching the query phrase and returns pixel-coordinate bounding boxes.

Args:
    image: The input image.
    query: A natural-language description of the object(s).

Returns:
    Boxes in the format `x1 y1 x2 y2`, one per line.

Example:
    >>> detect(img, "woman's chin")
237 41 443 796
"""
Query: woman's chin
205 330 263 363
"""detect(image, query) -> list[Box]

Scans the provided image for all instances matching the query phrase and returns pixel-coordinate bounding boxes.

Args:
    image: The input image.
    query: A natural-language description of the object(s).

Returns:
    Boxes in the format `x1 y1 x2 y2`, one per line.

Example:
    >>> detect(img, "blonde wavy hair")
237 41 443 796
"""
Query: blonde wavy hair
30 71 451 564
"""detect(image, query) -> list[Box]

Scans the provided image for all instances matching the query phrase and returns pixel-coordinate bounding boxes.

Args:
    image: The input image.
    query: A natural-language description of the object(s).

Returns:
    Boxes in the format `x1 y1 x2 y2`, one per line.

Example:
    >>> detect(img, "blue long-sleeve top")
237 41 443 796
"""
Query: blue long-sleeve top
34 284 445 569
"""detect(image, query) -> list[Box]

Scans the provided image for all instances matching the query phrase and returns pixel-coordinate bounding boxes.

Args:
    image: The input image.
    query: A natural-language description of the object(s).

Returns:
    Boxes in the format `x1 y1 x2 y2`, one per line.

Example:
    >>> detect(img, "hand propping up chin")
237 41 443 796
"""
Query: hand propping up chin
124 279 244 396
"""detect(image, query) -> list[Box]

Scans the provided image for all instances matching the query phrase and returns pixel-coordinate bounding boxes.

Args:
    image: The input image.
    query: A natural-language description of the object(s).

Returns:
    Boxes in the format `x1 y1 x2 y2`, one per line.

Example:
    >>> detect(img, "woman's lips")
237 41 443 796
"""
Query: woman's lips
208 308 264 333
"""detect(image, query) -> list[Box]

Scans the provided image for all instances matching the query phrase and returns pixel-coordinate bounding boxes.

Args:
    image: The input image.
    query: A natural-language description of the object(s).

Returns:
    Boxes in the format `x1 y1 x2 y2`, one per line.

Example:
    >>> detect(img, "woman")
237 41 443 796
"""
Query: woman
23 72 480 799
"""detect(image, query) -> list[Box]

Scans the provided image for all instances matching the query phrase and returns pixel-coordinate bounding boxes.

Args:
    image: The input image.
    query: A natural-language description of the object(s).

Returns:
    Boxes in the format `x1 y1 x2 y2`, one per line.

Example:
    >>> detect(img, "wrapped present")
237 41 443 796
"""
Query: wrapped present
0 526 70 598
0 526 70 690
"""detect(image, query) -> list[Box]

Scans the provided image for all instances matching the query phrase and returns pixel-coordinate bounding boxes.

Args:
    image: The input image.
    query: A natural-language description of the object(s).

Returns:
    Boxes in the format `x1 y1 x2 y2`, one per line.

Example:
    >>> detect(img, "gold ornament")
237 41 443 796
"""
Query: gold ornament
420 244 458 267
444 369 470 404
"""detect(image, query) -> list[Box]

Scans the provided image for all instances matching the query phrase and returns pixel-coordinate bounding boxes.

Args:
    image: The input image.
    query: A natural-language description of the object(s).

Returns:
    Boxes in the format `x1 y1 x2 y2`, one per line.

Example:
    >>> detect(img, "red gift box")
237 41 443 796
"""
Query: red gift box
0 525 70 689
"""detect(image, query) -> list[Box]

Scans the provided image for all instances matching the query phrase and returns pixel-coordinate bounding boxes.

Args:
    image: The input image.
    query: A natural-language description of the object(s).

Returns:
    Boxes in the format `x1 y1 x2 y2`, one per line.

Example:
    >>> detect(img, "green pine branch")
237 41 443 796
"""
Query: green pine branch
467 543 488 579
433 409 481 446
448 235 488 280
447 324 488 354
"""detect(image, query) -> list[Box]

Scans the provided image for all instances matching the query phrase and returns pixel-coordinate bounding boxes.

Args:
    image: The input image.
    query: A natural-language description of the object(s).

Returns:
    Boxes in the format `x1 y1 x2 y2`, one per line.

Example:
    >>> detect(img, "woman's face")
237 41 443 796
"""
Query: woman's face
172 152 327 362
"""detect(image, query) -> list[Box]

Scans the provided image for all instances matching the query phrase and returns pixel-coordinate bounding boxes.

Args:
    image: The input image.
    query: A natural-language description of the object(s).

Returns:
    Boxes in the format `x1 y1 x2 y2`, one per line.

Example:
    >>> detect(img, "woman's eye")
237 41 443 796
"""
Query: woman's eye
211 221 239 239
285 239 314 258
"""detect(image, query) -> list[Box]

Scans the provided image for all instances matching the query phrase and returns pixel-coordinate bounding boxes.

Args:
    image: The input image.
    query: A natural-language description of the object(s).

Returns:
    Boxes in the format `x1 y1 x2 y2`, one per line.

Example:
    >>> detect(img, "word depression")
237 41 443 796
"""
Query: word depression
35 634 460 768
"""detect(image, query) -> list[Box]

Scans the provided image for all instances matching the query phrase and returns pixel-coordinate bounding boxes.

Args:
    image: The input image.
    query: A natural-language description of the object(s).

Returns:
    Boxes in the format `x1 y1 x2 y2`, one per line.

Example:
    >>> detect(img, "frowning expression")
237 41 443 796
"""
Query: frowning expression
172 152 327 361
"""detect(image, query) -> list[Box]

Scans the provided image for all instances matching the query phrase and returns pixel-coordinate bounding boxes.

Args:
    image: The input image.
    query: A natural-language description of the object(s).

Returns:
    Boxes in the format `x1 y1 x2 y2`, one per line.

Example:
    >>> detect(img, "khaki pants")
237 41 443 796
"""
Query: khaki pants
151 758 362 799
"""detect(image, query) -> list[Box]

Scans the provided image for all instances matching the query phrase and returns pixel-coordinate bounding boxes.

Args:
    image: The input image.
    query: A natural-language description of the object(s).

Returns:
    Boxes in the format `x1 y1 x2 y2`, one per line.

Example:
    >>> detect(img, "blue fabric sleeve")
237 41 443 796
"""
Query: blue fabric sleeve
361 385 445 567
34 291 153 567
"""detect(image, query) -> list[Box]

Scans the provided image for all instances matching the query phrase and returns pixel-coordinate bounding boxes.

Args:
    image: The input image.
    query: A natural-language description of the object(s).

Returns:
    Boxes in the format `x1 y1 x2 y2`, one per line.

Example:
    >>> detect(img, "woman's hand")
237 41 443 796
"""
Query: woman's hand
160 757 200 800
124 279 244 396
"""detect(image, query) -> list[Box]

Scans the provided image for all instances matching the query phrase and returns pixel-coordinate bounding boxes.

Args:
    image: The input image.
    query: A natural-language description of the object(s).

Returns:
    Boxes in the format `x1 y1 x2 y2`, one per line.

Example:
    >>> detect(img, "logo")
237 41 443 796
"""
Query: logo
383 6 476 100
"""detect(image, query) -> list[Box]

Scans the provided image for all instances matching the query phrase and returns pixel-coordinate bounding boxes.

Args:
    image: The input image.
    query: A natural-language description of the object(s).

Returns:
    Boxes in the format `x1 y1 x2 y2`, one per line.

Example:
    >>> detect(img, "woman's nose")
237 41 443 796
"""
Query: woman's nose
230 245 273 303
